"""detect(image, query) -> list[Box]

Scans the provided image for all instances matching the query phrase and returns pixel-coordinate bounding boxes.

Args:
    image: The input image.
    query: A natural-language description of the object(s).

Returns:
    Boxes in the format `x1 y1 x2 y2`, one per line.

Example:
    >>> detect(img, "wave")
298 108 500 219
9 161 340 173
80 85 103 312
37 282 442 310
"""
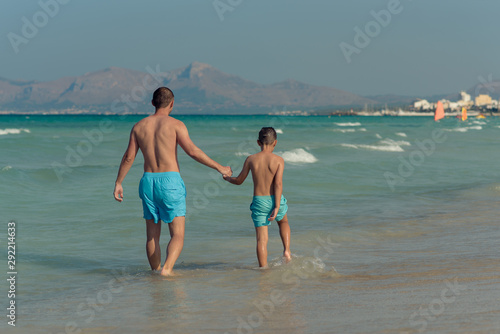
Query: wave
279 148 318 163
396 132 407 137
1 166 12 172
341 138 408 152
444 126 482 132
329 127 367 133
330 128 356 133
235 151 251 157
276 128 284 134
472 121 486 125
335 122 361 127
0 128 30 136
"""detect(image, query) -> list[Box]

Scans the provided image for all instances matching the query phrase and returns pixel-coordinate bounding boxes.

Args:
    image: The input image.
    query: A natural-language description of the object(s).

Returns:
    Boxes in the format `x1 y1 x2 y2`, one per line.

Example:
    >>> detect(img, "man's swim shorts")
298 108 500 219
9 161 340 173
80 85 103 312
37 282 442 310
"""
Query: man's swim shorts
138 172 186 224
250 195 288 227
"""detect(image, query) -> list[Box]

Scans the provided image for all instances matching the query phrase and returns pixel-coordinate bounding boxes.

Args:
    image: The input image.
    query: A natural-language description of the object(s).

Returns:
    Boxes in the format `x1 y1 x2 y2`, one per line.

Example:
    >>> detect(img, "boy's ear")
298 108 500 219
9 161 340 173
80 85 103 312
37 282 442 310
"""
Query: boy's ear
273 140 277 147
257 140 262 146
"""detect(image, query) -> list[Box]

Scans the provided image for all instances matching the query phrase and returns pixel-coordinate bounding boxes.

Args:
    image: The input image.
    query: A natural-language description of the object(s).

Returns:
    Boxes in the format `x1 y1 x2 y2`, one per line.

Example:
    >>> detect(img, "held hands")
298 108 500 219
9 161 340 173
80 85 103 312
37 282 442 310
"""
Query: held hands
113 183 124 202
219 165 232 178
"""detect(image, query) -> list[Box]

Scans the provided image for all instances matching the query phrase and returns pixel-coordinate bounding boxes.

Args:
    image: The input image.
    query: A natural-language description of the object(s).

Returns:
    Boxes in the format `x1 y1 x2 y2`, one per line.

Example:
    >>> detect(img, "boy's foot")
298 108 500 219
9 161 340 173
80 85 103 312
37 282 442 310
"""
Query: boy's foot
160 268 178 277
283 251 292 263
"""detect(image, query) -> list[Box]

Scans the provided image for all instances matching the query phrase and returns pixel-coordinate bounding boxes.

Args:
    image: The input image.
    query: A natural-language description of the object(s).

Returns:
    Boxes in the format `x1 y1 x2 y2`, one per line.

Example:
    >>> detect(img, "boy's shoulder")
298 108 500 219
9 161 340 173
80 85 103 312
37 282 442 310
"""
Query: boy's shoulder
247 152 284 163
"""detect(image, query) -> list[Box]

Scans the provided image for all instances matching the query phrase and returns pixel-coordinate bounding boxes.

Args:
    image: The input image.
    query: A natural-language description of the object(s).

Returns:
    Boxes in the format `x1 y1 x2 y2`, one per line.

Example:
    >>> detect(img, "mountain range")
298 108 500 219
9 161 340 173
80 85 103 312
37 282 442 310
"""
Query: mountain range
0 62 376 114
1 62 498 114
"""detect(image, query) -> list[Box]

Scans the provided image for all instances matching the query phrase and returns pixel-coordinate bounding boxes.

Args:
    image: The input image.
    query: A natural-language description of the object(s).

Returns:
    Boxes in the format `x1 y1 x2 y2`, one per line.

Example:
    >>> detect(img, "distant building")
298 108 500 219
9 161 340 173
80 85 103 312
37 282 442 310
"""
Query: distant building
476 94 492 106
460 91 471 102
457 91 473 108
414 99 431 110
440 99 451 110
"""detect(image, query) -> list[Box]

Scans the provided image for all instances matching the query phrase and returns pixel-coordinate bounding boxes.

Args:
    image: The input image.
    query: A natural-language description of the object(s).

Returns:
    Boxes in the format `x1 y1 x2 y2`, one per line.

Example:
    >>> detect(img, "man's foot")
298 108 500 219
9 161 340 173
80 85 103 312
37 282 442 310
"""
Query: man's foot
283 251 292 263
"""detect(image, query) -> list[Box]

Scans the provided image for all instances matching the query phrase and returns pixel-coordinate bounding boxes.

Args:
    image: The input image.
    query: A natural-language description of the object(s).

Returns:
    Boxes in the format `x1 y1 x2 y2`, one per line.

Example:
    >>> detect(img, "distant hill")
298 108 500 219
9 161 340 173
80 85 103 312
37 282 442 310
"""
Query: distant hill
0 62 376 114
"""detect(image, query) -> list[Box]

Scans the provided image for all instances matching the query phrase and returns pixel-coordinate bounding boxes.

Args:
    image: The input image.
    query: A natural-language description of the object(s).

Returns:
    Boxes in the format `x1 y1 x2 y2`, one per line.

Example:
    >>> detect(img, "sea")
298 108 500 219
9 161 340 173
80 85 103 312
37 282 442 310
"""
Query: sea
1 114 499 334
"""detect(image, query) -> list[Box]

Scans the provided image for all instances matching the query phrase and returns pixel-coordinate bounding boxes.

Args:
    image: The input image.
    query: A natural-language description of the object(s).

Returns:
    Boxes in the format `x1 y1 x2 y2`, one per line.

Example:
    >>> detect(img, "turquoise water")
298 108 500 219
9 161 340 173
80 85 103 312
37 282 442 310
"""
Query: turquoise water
1 115 500 333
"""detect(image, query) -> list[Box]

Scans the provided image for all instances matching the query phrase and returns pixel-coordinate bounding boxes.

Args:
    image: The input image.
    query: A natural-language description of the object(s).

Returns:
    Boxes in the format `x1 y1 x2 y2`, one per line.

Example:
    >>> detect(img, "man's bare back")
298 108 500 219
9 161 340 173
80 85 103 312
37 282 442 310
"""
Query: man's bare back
133 115 183 173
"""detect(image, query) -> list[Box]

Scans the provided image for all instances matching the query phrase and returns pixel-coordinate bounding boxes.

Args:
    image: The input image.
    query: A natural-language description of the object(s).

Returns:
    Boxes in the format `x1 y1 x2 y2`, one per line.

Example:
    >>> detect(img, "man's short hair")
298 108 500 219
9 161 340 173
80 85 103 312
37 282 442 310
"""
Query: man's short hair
258 127 277 145
152 87 174 108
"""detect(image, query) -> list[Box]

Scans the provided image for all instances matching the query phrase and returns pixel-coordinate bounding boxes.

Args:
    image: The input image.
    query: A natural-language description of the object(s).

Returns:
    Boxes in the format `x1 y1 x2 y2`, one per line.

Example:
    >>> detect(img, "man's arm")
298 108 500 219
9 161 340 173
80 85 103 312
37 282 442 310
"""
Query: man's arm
269 158 284 221
223 157 251 185
177 121 232 176
113 127 139 202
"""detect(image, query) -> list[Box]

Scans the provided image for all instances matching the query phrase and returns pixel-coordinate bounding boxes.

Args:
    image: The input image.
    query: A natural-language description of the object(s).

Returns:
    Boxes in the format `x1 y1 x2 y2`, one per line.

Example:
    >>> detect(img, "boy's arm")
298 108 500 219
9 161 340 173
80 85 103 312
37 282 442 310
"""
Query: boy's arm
177 121 232 176
114 127 139 202
269 158 284 221
223 157 251 185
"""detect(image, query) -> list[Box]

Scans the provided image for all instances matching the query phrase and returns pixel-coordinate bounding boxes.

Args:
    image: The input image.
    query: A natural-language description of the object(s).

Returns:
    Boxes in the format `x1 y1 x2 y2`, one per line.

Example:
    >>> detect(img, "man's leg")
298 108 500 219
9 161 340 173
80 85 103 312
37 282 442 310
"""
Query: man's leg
255 226 269 268
160 216 185 276
277 214 291 262
146 219 162 271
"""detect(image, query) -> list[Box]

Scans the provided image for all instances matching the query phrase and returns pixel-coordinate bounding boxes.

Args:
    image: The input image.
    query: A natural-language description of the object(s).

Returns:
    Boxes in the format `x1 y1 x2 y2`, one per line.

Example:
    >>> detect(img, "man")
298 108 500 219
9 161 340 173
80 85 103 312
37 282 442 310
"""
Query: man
113 87 232 276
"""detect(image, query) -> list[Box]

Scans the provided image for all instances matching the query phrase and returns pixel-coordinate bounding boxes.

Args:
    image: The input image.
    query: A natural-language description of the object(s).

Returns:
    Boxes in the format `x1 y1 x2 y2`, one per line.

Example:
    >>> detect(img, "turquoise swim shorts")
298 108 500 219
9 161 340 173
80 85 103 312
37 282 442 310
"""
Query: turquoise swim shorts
250 195 288 227
138 172 186 224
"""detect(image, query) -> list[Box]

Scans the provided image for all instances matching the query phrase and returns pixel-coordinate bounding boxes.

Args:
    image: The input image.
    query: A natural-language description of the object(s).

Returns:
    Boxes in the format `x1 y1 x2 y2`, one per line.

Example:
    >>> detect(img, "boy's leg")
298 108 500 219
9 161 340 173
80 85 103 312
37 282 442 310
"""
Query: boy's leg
160 216 185 276
255 226 269 268
277 214 291 261
146 219 162 271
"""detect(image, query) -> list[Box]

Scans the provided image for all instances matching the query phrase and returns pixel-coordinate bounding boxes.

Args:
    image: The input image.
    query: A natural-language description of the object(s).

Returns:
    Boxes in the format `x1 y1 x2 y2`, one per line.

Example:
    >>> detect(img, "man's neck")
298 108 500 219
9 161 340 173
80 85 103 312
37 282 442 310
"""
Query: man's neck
154 107 171 116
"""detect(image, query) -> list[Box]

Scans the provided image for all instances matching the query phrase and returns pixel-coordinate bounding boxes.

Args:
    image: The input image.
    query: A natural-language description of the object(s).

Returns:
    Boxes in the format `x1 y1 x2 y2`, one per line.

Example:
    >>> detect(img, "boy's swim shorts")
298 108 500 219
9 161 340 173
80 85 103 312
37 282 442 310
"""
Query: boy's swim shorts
138 172 186 224
250 195 288 227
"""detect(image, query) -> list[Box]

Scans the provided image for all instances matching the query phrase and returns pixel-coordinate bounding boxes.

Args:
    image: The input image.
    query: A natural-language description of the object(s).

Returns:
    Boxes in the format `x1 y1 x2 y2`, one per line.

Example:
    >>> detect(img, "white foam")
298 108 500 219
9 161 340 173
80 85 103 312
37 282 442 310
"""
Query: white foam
375 134 382 139
396 132 407 137
330 128 356 133
444 126 482 132
235 152 251 157
0 128 30 136
359 128 367 132
394 140 411 146
1 166 12 171
279 148 318 163
341 138 406 152
472 121 486 125
335 122 361 127
276 128 284 134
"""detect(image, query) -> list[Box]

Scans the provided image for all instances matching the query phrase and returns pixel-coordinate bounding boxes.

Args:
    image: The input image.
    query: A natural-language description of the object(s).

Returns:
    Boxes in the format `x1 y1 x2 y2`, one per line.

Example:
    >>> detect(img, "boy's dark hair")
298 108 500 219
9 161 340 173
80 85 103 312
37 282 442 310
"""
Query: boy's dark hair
152 87 174 108
258 127 277 145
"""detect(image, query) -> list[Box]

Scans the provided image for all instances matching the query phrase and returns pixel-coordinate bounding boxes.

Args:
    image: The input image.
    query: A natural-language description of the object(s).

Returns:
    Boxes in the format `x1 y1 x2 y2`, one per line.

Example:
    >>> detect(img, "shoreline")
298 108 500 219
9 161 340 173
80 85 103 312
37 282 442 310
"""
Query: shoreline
0 111 498 117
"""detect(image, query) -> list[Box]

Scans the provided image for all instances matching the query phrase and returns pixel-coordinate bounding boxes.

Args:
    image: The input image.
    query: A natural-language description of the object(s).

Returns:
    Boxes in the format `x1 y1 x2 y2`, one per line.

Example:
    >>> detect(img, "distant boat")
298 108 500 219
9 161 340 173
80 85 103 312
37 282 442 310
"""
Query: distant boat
461 107 467 121
434 101 445 121
476 114 486 119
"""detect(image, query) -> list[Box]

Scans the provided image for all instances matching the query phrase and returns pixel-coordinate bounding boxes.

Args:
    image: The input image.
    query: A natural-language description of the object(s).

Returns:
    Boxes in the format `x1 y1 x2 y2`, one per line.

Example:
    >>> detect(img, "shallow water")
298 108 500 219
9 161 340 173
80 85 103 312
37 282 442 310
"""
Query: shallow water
1 115 500 333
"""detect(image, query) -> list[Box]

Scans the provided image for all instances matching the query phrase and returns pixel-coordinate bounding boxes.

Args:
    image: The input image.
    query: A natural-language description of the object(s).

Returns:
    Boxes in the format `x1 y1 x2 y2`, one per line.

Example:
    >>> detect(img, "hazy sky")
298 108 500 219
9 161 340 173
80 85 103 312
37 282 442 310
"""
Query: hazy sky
1 0 499 96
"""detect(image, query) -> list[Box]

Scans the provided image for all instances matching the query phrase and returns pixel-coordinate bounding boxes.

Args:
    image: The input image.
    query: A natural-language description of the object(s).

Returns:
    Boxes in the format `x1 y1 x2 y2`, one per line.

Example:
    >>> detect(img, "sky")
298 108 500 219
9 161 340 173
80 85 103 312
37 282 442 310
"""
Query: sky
1 0 499 97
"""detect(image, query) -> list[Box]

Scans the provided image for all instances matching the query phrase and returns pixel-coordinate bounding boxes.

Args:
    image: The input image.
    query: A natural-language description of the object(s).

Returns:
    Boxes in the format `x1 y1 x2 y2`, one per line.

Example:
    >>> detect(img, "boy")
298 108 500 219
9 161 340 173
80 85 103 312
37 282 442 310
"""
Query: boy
223 127 291 268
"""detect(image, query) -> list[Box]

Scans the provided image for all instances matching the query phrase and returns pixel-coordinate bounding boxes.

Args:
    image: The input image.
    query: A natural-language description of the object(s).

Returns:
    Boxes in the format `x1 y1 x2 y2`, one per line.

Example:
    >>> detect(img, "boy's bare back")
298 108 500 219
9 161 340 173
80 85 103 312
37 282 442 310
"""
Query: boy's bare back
246 151 284 196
